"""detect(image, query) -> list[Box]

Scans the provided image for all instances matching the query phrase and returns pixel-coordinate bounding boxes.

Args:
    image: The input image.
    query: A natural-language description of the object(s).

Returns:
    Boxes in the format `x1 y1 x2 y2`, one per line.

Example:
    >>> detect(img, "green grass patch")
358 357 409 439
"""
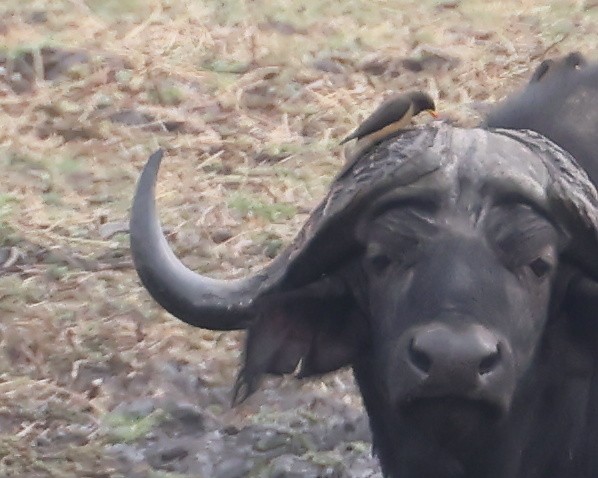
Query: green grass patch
228 193 297 222
102 409 168 444
56 157 82 174
85 0 146 17
260 142 303 159
0 193 17 223
252 231 284 258
201 58 251 74
147 81 186 106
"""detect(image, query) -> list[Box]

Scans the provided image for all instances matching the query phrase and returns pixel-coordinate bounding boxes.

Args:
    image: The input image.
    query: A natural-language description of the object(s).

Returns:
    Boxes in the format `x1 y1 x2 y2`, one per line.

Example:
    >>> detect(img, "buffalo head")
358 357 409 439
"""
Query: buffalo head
130 124 598 478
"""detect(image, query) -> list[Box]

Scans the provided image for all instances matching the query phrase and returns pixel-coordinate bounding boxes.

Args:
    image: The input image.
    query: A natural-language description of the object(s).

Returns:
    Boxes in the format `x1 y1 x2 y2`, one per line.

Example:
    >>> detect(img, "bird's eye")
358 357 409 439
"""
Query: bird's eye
528 257 552 278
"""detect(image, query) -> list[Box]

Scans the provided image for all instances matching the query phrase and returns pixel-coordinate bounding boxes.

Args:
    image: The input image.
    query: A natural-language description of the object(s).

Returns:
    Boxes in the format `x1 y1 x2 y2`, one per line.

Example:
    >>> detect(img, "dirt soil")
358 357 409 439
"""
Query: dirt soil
0 1 597 477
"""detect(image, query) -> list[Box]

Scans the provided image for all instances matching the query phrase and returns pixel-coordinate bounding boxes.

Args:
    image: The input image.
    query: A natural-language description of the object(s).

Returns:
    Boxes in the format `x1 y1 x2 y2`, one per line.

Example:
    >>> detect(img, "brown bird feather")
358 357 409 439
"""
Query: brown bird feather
340 91 437 145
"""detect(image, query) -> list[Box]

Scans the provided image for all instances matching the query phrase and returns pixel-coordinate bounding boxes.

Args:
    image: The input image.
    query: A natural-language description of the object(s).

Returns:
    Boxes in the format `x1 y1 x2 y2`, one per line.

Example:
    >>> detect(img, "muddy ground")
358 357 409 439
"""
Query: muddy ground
0 1 597 477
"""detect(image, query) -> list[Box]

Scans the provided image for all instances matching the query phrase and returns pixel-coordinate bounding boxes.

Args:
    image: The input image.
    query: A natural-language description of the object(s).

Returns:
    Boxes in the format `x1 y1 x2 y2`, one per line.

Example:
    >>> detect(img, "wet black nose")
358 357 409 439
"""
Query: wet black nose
407 324 503 388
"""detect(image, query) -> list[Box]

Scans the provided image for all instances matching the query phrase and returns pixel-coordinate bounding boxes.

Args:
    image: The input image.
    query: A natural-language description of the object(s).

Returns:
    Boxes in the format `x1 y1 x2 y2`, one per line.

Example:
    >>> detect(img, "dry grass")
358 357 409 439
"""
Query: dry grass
0 0 597 476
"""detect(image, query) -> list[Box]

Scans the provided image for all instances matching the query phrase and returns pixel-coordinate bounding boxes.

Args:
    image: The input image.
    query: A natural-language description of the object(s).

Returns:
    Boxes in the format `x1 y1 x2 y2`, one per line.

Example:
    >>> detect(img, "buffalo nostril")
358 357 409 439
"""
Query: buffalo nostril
408 337 432 374
479 343 502 375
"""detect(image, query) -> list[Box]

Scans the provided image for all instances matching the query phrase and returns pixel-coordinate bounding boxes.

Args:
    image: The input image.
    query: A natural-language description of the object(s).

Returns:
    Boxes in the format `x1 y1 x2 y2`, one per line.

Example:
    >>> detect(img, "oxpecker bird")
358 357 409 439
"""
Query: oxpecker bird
340 91 438 147
338 91 438 177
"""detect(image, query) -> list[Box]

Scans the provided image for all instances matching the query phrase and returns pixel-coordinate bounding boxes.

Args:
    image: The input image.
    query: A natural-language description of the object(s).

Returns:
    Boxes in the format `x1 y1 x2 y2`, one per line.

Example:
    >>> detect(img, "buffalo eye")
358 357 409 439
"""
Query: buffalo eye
369 254 392 274
365 243 393 274
528 257 552 279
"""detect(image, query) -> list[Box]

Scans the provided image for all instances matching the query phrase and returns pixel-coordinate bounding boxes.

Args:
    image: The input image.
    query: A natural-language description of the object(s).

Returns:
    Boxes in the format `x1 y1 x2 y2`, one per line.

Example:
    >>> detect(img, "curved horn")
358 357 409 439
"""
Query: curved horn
130 150 281 330
129 146 411 330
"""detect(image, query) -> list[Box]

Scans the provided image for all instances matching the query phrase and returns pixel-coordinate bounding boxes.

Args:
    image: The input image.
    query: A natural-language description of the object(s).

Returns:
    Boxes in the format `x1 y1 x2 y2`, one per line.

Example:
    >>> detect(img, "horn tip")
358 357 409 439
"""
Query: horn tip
146 148 165 173
136 149 165 193
149 148 165 163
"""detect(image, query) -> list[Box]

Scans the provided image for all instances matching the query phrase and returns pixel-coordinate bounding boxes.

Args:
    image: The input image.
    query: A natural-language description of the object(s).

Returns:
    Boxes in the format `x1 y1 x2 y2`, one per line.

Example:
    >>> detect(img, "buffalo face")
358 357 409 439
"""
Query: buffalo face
353 198 565 477
362 202 559 413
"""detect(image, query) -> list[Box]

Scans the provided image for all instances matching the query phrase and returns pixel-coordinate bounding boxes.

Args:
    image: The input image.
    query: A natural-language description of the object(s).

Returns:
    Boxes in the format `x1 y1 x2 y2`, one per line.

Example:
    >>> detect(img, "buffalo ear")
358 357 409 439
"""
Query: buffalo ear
232 290 367 405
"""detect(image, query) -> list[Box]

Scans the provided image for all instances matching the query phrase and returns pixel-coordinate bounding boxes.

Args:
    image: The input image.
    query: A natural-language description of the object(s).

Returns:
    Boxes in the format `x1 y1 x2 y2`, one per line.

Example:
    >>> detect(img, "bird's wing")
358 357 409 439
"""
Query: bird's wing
340 96 412 144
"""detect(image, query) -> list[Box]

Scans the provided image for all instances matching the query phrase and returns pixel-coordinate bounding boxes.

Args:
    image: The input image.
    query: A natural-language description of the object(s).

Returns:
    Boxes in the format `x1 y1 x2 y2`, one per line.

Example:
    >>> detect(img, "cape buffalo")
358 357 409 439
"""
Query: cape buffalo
130 56 598 478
